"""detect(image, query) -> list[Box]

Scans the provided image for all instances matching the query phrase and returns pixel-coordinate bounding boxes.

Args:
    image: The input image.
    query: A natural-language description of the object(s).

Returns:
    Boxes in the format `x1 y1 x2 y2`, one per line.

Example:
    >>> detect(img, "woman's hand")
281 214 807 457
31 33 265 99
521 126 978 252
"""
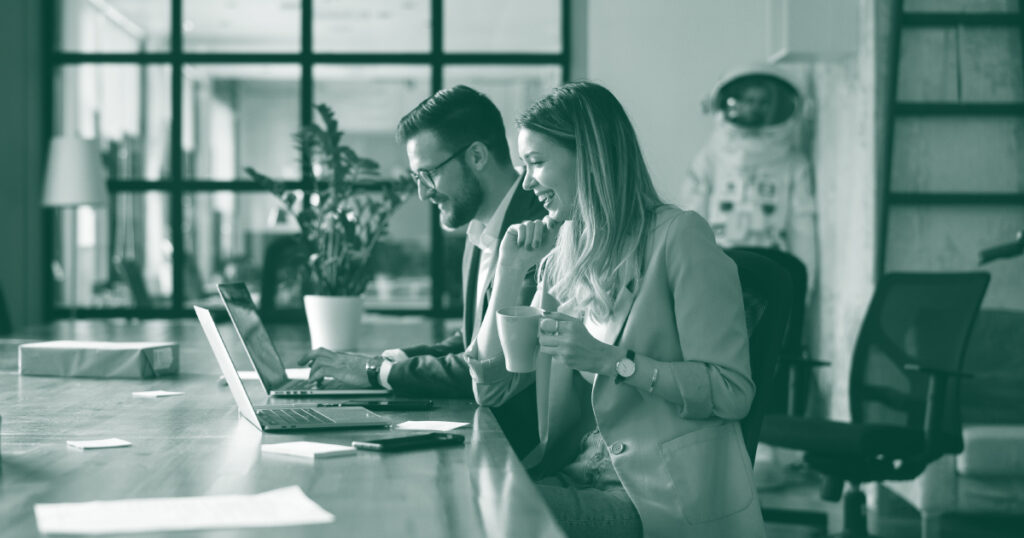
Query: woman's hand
497 217 561 275
537 311 619 377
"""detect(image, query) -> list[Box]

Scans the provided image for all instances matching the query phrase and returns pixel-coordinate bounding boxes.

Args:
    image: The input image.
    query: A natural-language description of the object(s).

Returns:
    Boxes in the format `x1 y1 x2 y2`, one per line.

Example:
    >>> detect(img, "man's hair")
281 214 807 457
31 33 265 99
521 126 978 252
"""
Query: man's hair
396 85 512 166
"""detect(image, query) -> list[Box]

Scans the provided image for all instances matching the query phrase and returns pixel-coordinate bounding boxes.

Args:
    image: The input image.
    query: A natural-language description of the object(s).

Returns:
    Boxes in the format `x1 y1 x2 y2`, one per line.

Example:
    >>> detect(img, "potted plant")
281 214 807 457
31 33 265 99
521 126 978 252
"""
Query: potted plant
246 104 415 351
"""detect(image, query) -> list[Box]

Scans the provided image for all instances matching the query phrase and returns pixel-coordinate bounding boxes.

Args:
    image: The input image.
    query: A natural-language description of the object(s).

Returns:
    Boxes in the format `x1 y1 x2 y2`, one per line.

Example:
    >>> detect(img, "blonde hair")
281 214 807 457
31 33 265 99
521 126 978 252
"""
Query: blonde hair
517 82 664 320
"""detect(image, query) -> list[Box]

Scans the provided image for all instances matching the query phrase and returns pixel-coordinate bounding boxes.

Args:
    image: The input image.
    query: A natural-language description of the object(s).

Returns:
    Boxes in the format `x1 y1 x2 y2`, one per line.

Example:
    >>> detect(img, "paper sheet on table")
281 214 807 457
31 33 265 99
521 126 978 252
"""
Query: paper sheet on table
132 390 183 398
34 485 334 535
67 438 132 450
237 368 310 381
394 420 470 432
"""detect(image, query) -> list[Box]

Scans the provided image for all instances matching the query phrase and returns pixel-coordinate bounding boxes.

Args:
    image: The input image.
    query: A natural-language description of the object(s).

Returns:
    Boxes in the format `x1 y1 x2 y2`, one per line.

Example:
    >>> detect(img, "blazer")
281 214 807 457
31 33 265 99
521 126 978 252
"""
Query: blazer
388 180 546 456
470 206 766 537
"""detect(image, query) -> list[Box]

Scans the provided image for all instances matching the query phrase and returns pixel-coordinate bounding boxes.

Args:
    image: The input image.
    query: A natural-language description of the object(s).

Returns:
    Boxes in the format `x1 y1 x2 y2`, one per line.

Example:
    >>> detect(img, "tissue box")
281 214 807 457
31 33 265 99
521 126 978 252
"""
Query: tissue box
18 341 179 379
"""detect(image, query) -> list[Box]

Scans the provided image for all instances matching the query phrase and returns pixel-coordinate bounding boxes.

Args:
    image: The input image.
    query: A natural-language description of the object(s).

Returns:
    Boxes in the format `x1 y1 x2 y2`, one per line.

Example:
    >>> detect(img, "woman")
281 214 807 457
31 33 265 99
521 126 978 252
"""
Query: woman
466 82 766 538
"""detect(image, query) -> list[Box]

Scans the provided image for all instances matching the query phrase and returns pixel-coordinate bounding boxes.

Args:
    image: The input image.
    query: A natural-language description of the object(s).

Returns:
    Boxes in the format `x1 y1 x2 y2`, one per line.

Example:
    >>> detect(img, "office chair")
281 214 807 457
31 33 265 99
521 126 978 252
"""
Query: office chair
724 248 794 463
733 247 825 416
115 258 152 310
259 235 309 316
0 283 11 335
760 272 990 537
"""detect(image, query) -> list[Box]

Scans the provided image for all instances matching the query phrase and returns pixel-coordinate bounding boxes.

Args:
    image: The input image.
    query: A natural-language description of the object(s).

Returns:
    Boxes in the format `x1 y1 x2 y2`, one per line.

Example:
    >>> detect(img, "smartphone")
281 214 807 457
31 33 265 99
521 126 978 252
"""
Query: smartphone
351 432 465 452
336 399 434 411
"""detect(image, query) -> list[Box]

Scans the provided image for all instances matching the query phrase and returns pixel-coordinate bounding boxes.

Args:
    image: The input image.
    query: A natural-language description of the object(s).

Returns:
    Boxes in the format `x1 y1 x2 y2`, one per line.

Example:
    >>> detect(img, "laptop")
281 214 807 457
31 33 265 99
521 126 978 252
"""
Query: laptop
216 282 390 398
195 306 391 432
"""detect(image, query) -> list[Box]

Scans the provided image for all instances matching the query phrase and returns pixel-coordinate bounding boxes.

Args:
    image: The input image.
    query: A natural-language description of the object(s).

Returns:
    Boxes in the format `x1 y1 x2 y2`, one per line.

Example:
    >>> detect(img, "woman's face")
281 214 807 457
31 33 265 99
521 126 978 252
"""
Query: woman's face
518 128 577 222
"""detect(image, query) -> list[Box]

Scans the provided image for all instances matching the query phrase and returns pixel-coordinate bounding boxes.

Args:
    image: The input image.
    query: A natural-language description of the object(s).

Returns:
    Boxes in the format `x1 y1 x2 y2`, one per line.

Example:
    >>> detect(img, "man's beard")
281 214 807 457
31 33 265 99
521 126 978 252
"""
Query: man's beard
439 163 483 230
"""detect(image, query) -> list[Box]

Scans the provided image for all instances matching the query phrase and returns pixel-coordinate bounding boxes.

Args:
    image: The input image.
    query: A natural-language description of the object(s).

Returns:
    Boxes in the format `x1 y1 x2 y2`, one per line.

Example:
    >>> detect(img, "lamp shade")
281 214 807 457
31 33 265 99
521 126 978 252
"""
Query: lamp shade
42 136 108 207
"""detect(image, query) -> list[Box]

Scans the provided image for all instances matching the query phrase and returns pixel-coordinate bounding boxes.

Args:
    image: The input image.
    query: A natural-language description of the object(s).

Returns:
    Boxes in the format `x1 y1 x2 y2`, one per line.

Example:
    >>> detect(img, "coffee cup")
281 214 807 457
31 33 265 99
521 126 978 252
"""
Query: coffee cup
496 306 542 373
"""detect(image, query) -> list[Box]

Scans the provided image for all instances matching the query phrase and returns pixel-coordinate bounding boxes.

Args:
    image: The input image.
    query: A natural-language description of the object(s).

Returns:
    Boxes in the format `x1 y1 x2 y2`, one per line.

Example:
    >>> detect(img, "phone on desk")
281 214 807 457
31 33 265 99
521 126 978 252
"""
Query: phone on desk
351 432 465 452
335 399 434 411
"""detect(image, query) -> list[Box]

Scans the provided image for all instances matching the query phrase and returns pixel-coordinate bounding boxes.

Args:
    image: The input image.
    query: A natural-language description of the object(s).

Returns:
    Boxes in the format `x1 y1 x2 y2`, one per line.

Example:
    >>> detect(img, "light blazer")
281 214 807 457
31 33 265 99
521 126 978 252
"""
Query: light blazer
469 206 766 538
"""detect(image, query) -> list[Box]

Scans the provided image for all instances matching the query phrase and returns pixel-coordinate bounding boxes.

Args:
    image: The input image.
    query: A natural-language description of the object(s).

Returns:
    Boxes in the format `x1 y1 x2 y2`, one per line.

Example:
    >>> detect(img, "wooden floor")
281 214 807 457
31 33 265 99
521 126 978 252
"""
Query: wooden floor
757 458 1024 538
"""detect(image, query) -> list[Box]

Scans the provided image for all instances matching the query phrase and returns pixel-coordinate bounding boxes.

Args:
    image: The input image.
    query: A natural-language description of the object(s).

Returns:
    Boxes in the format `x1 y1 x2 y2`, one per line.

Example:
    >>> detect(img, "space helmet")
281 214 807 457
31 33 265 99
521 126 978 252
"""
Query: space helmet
704 66 803 129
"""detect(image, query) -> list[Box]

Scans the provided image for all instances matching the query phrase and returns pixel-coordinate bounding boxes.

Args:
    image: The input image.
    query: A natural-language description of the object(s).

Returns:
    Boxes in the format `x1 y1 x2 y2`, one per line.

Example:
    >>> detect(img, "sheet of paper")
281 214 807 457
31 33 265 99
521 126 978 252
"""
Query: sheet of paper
132 390 183 398
237 368 310 381
67 438 132 450
394 420 469 432
261 441 356 459
34 485 334 535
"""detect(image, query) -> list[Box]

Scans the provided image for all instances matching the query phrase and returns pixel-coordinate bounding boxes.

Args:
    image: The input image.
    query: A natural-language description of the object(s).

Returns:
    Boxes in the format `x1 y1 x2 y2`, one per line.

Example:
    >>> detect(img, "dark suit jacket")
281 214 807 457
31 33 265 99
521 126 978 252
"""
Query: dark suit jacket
388 180 545 457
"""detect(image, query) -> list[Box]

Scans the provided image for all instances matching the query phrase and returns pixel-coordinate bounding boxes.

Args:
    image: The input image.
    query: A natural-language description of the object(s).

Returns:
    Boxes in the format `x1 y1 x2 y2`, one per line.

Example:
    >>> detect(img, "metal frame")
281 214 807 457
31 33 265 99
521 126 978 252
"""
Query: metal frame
877 0 1024 276
45 0 571 319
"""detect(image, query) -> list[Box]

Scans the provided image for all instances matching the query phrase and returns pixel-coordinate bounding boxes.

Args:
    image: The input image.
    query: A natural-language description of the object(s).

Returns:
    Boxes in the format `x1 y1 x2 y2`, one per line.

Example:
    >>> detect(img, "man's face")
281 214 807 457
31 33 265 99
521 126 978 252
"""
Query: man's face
405 130 483 230
729 85 772 128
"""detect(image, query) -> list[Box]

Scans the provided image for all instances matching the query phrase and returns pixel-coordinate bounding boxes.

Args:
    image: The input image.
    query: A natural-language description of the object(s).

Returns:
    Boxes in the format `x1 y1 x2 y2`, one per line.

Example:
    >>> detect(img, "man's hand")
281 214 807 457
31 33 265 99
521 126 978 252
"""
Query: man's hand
299 349 382 388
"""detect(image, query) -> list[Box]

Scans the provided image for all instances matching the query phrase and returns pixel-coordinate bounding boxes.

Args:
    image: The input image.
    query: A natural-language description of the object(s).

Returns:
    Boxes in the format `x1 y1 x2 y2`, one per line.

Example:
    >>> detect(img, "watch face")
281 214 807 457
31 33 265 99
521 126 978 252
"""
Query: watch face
616 358 636 378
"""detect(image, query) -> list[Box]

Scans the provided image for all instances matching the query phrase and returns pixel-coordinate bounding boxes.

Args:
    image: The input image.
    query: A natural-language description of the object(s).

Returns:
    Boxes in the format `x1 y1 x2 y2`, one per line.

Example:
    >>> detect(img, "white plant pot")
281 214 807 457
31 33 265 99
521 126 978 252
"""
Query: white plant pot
303 294 364 351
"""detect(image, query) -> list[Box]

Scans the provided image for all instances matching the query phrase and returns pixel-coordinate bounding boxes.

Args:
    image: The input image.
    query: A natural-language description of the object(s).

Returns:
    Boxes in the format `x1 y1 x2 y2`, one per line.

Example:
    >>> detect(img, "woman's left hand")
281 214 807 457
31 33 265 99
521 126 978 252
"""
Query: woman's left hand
538 311 618 377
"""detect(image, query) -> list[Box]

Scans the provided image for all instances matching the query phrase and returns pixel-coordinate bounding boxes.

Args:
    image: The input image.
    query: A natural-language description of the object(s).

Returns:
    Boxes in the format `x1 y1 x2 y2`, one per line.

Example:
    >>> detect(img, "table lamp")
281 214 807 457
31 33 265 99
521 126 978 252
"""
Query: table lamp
42 135 108 318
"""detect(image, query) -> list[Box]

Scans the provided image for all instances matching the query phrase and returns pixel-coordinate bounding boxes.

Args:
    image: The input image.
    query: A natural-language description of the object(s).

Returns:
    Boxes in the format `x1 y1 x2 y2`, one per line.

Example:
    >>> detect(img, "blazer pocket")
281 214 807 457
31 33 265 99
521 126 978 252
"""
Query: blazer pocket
659 423 754 524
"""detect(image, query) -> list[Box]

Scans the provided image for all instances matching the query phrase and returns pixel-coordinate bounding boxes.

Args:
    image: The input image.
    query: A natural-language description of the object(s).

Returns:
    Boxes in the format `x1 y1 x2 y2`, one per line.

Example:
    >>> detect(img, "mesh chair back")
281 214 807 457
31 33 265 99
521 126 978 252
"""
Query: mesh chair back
849 272 989 454
725 249 793 463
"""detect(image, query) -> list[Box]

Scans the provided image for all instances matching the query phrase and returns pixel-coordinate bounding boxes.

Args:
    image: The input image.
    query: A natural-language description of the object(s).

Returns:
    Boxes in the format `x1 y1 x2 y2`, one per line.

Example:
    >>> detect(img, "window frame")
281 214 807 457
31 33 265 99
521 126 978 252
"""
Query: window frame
45 0 571 320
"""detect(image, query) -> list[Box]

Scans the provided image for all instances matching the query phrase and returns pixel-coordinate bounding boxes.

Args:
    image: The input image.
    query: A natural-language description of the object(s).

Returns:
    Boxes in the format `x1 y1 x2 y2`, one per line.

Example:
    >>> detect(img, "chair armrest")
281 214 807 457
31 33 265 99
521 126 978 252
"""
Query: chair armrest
777 358 831 368
902 363 973 379
903 362 972 456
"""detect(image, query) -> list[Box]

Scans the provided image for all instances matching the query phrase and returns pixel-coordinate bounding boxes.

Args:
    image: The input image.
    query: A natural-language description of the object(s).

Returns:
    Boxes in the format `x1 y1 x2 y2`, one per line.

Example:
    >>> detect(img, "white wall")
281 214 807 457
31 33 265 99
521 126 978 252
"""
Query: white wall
584 0 770 207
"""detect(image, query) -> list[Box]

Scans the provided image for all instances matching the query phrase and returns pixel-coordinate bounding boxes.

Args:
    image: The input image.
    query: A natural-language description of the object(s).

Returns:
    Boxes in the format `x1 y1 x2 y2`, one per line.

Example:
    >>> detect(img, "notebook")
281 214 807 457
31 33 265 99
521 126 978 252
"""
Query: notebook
216 282 389 397
195 306 390 432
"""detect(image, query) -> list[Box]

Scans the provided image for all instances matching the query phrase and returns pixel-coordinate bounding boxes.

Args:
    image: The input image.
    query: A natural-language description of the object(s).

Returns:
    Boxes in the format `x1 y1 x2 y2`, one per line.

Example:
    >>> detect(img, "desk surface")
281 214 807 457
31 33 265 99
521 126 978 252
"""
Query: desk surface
0 319 564 538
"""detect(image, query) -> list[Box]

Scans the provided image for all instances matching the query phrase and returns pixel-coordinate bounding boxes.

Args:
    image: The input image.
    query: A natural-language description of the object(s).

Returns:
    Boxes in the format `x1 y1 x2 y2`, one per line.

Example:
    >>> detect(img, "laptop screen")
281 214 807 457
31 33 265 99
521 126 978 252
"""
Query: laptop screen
194 306 260 427
217 283 288 390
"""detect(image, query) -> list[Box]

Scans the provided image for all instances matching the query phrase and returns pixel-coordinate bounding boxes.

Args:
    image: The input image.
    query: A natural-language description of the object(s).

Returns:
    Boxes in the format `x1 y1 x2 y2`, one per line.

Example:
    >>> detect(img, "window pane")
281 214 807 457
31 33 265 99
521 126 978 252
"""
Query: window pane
59 0 170 52
892 117 1024 194
443 65 562 165
314 0 430 53
184 192 288 310
183 0 299 52
184 191 433 312
56 64 172 181
444 0 561 53
313 65 431 177
185 64 301 181
886 206 1024 310
54 193 172 309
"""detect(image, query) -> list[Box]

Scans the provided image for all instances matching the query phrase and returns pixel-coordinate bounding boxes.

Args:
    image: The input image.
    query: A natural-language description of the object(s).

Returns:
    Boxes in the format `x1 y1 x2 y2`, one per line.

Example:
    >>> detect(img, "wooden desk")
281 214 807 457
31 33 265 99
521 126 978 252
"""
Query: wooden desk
0 319 564 537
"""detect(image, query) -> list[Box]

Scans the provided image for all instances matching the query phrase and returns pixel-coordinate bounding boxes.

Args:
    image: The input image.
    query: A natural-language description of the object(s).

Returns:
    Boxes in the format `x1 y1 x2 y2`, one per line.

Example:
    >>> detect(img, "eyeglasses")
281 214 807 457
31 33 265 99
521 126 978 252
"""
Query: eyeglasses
411 143 472 190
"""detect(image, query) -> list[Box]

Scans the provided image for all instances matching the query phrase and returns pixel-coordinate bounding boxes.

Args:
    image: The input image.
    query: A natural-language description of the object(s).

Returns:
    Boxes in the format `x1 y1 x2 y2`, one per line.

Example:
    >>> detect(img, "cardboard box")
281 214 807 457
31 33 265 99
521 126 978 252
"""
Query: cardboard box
19 341 179 379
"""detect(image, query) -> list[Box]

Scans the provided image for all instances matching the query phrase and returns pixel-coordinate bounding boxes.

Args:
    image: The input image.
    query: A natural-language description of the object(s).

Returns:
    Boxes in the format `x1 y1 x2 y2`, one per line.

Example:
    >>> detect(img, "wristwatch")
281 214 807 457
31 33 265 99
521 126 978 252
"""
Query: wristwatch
365 357 383 389
614 349 637 384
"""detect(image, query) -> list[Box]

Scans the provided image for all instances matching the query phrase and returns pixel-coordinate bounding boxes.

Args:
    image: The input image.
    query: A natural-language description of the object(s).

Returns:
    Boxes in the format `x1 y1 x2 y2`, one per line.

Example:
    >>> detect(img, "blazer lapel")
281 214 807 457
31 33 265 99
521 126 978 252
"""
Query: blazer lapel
601 278 640 345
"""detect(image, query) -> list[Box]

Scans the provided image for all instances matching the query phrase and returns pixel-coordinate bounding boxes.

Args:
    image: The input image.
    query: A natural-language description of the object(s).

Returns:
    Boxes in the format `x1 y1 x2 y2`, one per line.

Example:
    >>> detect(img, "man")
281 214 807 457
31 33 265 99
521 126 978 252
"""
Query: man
301 86 545 456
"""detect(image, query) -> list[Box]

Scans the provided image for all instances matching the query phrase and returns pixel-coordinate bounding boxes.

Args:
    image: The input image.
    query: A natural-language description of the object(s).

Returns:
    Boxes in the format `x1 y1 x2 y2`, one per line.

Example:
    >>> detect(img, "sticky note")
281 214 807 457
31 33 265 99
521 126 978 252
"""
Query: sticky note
67 438 132 450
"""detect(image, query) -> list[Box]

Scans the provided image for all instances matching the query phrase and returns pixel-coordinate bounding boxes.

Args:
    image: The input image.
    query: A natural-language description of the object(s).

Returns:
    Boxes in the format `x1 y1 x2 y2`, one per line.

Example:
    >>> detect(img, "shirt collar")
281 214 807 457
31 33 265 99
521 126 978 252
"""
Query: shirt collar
466 180 519 252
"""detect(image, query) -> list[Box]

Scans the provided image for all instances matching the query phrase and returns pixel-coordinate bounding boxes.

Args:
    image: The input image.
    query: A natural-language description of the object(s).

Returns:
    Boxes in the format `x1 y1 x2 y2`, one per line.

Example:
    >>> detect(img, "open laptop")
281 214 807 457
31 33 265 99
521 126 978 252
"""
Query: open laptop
195 306 391 432
216 282 390 397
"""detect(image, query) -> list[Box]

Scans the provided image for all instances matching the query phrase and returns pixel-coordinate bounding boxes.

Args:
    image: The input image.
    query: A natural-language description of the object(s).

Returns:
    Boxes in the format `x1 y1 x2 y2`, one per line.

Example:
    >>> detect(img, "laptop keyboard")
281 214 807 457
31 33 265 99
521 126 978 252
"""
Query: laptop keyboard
256 407 333 427
279 379 347 390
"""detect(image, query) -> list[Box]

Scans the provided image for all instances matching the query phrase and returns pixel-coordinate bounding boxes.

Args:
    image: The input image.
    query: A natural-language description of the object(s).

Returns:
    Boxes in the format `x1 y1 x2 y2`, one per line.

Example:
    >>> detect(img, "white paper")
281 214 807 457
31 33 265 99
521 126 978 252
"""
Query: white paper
22 340 175 350
394 421 469 432
132 390 183 398
261 441 356 459
237 368 310 381
34 485 334 535
67 438 132 450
